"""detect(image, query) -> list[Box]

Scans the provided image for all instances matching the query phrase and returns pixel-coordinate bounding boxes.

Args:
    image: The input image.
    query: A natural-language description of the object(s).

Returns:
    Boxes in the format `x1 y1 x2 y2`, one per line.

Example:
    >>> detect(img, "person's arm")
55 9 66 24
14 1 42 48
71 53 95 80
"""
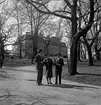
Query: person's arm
43 58 47 66
54 59 61 66
53 59 56 66
35 55 41 64
61 58 64 66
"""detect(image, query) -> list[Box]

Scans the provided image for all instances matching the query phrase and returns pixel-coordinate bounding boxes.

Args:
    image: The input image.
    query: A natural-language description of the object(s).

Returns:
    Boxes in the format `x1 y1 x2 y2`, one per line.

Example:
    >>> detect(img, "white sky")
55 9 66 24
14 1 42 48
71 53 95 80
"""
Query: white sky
4 0 67 50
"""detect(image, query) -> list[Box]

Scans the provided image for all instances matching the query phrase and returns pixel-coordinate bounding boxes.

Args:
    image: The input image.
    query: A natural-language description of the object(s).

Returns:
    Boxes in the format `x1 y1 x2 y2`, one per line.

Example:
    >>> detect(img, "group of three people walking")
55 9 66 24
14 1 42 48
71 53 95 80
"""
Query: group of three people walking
34 49 64 86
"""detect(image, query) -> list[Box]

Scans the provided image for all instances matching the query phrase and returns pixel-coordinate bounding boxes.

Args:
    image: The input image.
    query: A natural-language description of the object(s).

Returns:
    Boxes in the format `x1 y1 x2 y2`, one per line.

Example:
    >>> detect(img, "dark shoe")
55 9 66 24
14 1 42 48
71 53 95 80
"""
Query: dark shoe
40 83 43 85
36 82 41 86
37 84 41 86
50 82 52 84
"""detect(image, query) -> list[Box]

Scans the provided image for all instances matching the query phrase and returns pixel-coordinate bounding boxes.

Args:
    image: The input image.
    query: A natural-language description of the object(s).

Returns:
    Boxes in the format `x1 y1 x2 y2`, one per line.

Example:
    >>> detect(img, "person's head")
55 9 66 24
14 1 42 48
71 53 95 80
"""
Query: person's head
57 53 61 58
45 53 49 58
38 49 43 54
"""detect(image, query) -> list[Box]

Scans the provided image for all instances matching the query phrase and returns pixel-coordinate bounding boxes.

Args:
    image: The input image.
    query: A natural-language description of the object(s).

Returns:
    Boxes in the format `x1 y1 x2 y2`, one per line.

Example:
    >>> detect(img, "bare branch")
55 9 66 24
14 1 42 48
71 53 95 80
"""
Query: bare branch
63 0 72 9
0 0 6 4
25 0 71 20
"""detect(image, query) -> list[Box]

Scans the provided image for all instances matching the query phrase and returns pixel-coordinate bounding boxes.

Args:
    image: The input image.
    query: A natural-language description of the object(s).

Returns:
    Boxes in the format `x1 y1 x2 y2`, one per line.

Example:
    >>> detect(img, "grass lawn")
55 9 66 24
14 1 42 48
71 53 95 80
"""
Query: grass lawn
3 58 32 67
62 61 101 86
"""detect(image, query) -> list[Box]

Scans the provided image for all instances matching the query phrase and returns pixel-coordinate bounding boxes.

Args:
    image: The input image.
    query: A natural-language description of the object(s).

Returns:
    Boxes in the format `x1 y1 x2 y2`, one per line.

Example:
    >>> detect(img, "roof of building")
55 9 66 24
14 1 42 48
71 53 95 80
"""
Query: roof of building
24 32 66 47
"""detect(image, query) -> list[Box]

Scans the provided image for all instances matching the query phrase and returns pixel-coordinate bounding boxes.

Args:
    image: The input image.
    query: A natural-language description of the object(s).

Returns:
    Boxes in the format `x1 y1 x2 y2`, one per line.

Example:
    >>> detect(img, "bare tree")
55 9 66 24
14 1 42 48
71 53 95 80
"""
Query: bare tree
41 19 57 55
25 0 95 75
0 0 6 4
79 0 101 65
11 1 30 58
0 1 16 63
21 1 50 62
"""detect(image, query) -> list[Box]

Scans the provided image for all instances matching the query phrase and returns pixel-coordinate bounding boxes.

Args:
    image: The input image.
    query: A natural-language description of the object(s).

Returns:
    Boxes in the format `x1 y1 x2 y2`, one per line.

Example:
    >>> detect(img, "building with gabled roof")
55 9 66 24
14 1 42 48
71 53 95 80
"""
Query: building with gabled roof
14 32 67 58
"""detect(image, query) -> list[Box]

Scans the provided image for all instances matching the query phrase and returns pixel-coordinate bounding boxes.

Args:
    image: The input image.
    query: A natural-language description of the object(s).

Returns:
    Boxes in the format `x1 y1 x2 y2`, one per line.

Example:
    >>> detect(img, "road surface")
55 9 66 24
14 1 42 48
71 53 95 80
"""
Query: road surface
0 65 101 105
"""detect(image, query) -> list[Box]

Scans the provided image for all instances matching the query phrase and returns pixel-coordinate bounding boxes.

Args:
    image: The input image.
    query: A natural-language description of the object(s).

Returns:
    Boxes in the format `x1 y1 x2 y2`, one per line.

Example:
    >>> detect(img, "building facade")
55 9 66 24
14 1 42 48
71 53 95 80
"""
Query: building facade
15 32 67 58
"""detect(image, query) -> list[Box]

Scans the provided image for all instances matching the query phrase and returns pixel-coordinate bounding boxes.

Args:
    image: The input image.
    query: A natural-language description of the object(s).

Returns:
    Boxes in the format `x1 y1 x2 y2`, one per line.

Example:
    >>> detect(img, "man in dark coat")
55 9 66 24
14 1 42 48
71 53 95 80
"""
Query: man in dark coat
43 54 53 84
54 53 64 84
34 49 44 86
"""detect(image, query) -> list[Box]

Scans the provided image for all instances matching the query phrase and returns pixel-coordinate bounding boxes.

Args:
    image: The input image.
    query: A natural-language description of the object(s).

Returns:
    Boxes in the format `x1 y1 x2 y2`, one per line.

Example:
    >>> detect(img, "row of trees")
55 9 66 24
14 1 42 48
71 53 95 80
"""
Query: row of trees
0 0 68 63
24 0 101 75
0 0 17 62
0 0 101 75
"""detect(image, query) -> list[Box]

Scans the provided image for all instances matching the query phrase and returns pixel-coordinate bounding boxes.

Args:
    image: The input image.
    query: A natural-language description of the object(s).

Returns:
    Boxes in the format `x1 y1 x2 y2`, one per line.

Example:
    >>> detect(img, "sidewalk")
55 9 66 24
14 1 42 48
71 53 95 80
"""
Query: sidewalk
0 65 101 105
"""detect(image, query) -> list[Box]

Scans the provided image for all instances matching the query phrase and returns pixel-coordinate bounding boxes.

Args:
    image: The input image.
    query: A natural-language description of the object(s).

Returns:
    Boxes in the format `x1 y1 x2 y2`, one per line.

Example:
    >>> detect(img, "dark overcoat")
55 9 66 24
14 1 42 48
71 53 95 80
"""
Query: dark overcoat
43 58 53 78
35 54 44 84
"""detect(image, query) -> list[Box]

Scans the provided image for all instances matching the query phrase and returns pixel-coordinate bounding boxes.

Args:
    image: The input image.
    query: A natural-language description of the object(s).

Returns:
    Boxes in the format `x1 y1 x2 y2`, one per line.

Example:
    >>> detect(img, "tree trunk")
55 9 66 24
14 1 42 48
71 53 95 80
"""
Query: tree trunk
0 40 4 65
96 51 100 60
66 47 70 69
31 30 38 63
87 46 93 66
71 0 77 39
83 44 87 59
68 0 78 75
32 29 38 59
77 41 81 61
68 0 94 75
19 42 22 59
80 44 86 59
95 45 100 60
69 37 78 75
46 45 49 55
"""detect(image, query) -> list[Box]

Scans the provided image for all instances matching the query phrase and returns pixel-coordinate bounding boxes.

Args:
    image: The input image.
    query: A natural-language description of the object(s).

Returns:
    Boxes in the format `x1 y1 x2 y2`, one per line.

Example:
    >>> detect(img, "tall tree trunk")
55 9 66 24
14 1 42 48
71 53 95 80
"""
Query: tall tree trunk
19 42 22 59
77 41 81 61
87 46 93 66
69 0 78 75
95 44 100 60
31 29 38 63
69 37 78 75
34 29 38 56
84 44 87 59
80 44 86 59
71 1 77 38
96 51 100 60
32 28 38 59
0 40 4 65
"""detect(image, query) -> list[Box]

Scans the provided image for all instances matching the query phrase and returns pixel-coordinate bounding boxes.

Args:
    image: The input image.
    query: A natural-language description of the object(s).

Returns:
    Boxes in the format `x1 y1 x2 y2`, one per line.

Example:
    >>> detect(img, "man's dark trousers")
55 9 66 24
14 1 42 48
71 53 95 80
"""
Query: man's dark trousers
55 66 62 84
36 64 43 85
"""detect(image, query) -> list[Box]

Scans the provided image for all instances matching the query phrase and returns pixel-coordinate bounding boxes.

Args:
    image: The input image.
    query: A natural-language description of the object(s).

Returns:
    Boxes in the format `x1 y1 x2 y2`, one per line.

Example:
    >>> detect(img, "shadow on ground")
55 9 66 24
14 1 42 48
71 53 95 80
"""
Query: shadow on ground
43 83 99 89
1 67 36 73
62 73 101 86
0 70 11 80
78 73 101 77
0 88 88 105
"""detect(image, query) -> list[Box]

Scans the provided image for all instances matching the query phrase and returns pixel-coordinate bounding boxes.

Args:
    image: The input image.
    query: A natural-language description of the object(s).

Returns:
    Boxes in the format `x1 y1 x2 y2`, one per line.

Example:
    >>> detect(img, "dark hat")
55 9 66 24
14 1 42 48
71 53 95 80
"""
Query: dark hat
38 49 43 53
57 53 61 56
45 53 49 56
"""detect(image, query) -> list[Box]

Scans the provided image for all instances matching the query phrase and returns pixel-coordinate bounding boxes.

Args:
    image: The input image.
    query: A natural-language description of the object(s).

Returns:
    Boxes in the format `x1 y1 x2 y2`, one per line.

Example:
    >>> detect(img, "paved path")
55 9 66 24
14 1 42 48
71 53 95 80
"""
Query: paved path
0 65 101 105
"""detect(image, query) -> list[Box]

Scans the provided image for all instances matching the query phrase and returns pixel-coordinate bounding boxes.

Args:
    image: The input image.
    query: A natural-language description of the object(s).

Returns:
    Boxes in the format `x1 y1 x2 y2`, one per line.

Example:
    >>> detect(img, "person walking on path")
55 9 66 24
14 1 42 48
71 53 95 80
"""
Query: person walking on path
43 54 53 84
54 53 64 84
34 49 44 86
